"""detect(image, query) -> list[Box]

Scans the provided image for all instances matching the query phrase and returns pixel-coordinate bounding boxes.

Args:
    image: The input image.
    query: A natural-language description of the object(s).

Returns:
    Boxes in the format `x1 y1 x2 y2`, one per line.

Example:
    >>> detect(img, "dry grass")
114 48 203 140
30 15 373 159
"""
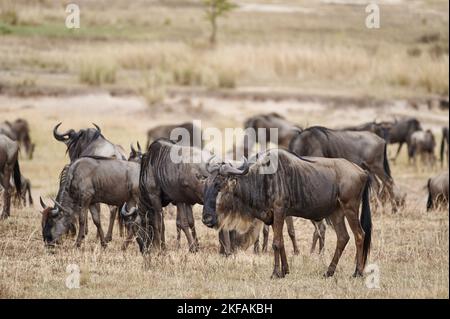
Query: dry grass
0 93 448 298
0 0 448 98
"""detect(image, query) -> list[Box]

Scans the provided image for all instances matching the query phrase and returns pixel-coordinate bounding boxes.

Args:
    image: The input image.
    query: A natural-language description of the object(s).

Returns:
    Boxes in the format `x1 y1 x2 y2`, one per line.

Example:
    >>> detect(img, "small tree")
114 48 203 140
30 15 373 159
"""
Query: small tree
203 0 236 45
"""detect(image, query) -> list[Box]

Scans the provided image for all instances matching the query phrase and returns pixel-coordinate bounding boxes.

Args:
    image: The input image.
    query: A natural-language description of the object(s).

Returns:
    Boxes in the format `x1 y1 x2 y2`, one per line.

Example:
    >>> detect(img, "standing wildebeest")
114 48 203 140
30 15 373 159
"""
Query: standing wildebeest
146 122 202 150
53 123 126 162
226 113 302 252
53 123 127 242
0 119 35 159
0 135 22 219
40 157 140 248
239 113 301 159
441 127 449 167
138 138 213 253
202 149 372 278
385 117 422 162
426 171 449 211
289 126 395 209
410 130 437 168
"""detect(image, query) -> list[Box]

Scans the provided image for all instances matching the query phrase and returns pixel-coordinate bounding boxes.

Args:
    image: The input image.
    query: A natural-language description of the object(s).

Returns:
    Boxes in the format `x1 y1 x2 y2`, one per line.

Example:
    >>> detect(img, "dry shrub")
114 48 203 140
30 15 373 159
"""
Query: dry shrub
78 57 117 86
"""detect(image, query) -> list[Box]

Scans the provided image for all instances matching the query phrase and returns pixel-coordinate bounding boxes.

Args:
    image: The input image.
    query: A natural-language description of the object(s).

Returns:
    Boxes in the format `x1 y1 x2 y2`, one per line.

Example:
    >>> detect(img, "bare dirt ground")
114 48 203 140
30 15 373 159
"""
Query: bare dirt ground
0 92 448 298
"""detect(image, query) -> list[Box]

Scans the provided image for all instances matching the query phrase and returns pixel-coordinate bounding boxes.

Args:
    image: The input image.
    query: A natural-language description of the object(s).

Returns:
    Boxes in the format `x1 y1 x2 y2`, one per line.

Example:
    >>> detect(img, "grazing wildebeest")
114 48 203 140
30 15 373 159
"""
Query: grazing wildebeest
385 117 422 162
441 127 449 167
343 121 392 141
40 157 140 248
0 135 22 219
202 149 372 278
138 138 212 253
238 113 302 158
289 126 395 210
426 171 449 211
146 122 202 150
53 123 127 242
410 130 437 168
0 119 35 159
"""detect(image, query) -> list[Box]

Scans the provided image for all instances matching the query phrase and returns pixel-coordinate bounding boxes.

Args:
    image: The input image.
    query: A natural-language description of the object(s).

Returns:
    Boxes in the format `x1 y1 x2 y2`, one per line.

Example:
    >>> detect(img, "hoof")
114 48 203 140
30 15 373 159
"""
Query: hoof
271 271 285 279
352 270 363 278
293 250 300 256
324 270 335 278
105 236 112 243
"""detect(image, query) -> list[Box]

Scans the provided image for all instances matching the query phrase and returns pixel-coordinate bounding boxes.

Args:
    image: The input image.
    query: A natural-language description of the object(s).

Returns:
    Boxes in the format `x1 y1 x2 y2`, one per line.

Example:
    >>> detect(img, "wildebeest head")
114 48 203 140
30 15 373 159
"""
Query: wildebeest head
202 157 250 228
53 123 103 161
39 197 74 247
128 142 143 163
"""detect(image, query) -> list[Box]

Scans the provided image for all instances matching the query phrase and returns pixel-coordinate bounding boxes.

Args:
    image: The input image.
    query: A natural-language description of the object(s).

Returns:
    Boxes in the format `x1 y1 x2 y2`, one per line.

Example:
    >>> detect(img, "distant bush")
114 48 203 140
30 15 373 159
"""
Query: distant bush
0 8 18 25
78 59 117 86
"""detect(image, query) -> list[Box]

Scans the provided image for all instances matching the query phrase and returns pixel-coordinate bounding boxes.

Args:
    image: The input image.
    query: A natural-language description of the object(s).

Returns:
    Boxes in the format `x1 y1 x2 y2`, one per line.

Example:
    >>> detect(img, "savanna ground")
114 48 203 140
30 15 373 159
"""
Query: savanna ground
0 0 449 298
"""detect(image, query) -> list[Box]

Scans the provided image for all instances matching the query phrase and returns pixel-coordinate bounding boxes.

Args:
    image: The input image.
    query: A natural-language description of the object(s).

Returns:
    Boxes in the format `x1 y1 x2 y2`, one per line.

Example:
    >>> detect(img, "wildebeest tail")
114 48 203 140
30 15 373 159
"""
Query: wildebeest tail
13 159 22 198
383 143 391 178
426 178 433 211
360 175 372 268
26 180 33 205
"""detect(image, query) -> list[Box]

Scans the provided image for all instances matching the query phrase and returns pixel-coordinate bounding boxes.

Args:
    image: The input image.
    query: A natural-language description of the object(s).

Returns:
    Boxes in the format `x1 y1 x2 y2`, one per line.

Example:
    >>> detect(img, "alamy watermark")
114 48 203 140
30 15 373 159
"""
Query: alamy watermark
365 3 380 29
65 4 80 29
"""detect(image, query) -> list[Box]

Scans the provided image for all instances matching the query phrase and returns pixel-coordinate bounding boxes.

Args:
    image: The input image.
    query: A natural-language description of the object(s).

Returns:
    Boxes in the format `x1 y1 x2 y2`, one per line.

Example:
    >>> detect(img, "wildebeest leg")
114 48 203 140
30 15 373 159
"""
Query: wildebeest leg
186 205 199 250
219 230 232 256
117 210 124 238
310 220 326 254
161 212 166 250
325 210 349 277
176 223 182 249
89 204 107 248
75 210 88 248
262 225 269 253
343 206 365 277
177 203 196 252
271 205 288 279
0 166 12 219
105 206 117 243
254 237 260 254
285 216 299 255
392 142 404 162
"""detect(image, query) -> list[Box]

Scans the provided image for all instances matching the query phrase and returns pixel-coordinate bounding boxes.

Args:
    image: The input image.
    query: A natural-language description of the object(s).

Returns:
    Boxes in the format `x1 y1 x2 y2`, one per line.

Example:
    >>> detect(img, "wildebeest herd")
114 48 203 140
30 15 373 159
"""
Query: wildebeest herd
0 113 448 279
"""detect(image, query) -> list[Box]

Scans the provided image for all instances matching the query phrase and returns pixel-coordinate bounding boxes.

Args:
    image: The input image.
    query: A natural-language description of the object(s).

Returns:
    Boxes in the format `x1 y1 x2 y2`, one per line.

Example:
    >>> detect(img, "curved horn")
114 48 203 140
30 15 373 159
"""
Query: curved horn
137 141 142 152
92 123 101 134
206 155 221 174
53 123 74 141
120 203 137 217
130 143 136 154
220 158 249 176
40 196 47 209
51 198 65 212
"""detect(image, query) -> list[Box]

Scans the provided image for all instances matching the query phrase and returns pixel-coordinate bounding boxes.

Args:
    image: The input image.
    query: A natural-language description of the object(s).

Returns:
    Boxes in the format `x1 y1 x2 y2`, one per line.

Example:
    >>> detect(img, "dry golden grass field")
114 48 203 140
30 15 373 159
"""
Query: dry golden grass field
0 0 449 299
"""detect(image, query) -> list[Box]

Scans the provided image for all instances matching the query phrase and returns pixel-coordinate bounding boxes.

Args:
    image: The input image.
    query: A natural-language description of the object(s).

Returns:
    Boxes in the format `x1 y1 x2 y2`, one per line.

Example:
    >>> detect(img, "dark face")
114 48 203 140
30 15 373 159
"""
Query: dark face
41 207 71 246
128 150 142 163
202 175 225 228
